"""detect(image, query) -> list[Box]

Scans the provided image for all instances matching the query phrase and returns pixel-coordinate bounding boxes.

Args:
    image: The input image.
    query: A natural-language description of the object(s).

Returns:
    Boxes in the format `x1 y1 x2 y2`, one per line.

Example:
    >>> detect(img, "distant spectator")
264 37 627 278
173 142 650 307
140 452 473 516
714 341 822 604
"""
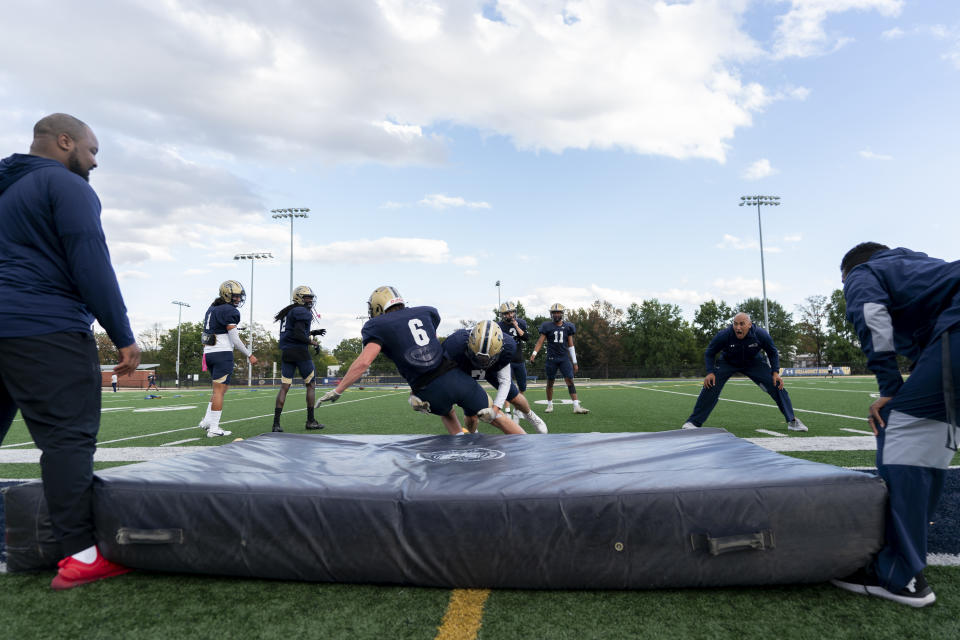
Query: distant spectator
111 373 118 392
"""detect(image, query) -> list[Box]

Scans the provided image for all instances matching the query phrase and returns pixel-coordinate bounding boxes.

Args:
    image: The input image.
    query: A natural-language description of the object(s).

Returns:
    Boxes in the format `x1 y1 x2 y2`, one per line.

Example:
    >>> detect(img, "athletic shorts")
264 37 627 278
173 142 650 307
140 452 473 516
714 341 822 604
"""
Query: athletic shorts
418 368 490 417
205 351 235 385
281 358 315 385
545 358 574 381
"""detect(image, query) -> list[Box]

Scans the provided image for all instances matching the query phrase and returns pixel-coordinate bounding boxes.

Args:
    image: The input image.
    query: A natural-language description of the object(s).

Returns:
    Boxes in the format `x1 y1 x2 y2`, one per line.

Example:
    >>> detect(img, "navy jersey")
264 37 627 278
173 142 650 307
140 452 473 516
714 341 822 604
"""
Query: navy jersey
204 303 240 335
539 321 576 360
498 317 528 362
844 247 960 397
279 305 313 350
443 329 516 376
704 325 779 371
361 306 443 387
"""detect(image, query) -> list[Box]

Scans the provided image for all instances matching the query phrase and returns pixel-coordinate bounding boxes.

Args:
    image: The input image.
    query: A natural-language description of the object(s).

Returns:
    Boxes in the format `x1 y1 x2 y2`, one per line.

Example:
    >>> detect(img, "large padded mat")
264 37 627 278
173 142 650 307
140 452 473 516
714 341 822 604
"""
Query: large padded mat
3 429 886 588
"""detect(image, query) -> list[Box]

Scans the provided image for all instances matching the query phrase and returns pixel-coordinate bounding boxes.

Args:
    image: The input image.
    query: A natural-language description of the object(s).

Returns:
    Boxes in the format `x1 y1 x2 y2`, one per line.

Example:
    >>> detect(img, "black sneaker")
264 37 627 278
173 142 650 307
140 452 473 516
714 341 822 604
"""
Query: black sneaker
305 420 325 430
272 423 283 433
832 568 936 608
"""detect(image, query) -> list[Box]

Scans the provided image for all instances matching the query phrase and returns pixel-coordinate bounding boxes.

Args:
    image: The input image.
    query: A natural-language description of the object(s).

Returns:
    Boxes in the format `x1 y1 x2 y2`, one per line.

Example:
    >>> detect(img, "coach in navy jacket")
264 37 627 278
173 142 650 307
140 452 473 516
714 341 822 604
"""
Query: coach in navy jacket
830 243 959 607
0 114 139 590
682 313 806 431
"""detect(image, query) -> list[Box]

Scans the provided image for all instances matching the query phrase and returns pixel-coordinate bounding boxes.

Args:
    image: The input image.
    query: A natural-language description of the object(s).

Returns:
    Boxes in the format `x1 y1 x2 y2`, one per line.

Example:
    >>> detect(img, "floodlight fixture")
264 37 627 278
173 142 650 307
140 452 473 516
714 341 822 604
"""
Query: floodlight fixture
739 195 782 331
233 252 273 386
271 207 311 293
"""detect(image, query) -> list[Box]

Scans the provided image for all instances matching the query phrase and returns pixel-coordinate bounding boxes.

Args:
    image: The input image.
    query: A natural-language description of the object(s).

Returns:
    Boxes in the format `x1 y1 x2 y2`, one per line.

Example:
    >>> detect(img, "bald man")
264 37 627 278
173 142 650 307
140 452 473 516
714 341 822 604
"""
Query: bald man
0 113 140 589
681 313 807 432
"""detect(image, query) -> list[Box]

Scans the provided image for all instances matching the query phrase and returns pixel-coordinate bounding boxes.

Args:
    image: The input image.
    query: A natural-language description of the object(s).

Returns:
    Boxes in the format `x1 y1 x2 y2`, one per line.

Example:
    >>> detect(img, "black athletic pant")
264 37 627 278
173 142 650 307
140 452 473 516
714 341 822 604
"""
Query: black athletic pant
0 332 101 556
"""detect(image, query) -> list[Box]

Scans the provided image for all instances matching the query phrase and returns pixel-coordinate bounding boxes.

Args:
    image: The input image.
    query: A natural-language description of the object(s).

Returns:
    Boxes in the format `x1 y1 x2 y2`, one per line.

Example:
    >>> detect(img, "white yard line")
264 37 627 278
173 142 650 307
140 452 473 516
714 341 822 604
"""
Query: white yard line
755 429 788 437
623 384 868 421
840 428 875 435
161 438 201 446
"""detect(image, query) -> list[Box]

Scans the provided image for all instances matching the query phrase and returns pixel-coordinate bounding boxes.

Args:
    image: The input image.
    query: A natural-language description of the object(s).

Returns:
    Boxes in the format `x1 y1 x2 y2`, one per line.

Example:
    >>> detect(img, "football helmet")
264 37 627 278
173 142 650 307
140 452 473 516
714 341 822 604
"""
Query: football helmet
219 280 246 307
292 285 315 308
368 286 405 318
499 301 516 320
550 303 565 322
467 320 504 369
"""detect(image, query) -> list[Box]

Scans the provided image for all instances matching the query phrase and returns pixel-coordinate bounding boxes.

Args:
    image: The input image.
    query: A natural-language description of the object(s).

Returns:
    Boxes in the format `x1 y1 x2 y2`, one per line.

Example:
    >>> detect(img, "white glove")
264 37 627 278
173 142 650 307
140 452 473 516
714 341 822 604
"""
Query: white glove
318 389 341 403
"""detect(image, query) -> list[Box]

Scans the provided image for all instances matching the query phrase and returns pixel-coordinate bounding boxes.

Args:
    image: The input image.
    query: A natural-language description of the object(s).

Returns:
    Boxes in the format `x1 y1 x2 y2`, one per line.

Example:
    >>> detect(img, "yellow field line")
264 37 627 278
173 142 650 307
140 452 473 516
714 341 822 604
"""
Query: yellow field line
435 589 490 640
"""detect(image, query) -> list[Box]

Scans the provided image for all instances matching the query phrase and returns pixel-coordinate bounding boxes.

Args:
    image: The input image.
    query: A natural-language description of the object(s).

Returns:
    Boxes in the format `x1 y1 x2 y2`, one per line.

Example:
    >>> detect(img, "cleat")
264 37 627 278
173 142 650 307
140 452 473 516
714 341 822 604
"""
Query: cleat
305 420 325 430
198 419 209 431
531 414 548 434
544 404 553 414
272 423 283 433
206 426 232 438
51 548 130 590
573 406 590 414
832 569 936 608
681 422 699 430
408 394 432 414
788 418 808 432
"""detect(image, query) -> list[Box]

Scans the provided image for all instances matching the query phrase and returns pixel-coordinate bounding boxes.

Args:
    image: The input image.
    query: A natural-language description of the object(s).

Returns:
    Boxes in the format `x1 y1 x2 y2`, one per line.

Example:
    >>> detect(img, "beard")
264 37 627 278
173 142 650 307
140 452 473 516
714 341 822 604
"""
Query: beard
67 150 90 182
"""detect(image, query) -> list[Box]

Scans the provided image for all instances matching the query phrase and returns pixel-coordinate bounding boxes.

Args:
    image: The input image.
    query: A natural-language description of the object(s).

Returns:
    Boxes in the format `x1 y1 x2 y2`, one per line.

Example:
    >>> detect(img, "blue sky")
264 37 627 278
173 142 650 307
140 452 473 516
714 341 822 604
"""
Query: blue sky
1 0 958 350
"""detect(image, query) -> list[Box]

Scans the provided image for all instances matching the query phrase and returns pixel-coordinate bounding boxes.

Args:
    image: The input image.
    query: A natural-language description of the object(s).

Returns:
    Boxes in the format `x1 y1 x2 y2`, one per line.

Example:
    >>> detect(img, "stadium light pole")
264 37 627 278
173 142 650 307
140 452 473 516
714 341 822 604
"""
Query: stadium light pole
271 207 310 295
739 195 780 330
233 252 274 386
495 280 501 315
171 300 190 387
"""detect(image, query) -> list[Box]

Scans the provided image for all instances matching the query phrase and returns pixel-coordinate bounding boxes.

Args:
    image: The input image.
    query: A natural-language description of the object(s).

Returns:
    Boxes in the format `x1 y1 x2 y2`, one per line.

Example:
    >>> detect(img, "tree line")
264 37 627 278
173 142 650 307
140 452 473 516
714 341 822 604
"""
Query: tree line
95 289 868 382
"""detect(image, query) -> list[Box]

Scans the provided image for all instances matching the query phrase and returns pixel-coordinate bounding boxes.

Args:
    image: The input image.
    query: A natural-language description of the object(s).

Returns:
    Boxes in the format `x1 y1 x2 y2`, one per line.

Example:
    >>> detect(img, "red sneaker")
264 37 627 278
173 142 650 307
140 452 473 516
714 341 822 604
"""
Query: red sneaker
50 549 131 590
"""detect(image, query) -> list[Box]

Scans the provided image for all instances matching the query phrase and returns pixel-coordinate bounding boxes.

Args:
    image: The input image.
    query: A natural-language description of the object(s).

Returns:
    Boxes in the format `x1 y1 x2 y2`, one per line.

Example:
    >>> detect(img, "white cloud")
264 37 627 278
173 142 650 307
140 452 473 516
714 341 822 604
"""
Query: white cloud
712 277 781 298
716 234 781 253
881 27 904 39
453 256 478 267
418 193 491 209
117 270 151 280
783 234 803 242
859 149 893 161
381 201 405 209
773 0 903 59
183 268 211 275
300 237 452 264
742 158 778 180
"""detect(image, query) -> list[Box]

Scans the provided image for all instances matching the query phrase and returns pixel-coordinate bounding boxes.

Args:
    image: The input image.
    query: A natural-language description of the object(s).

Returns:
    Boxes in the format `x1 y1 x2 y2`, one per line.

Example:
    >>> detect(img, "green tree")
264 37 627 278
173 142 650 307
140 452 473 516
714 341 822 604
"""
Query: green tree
94 331 118 365
621 299 698 376
332 336 398 376
796 294 829 366
566 300 624 378
824 288 867 370
735 298 796 365
692 299 734 352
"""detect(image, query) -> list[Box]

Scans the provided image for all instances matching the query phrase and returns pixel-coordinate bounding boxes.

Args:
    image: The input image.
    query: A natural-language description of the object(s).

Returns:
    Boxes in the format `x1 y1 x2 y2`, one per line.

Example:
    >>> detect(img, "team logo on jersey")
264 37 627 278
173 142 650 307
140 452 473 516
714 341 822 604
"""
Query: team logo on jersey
405 344 441 366
417 448 506 463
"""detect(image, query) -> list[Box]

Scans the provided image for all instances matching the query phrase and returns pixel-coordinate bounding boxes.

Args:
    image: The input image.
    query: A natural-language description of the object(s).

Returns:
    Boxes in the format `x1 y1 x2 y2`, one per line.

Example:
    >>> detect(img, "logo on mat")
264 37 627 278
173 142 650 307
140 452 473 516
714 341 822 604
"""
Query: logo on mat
417 448 505 463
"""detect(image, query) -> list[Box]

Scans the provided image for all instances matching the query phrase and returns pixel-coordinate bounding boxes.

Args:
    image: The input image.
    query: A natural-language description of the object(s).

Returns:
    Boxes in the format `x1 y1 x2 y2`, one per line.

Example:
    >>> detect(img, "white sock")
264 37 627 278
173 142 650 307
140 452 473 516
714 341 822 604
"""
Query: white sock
573 400 581 409
209 410 223 430
547 401 553 407
72 545 98 564
204 402 213 421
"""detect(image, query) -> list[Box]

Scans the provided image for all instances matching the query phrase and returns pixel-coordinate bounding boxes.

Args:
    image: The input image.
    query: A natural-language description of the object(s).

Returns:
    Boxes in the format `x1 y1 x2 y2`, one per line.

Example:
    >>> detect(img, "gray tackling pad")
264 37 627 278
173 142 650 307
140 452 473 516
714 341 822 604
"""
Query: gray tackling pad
3 429 886 588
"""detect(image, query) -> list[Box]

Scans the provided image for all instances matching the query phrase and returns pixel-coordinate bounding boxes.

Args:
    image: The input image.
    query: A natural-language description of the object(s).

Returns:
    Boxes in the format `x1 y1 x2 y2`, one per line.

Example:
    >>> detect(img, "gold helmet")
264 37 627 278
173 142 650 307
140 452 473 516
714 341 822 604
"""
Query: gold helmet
219 280 246 307
499 301 516 318
467 320 504 369
368 286 405 318
292 285 315 308
550 303 565 321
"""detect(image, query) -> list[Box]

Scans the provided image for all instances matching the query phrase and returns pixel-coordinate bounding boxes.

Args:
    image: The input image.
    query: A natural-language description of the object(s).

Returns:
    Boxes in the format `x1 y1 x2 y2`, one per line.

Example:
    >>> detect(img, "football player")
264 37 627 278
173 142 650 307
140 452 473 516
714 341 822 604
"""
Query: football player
196 280 258 437
272 285 325 432
529 303 589 414
443 320 548 434
497 301 529 414
316 286 525 435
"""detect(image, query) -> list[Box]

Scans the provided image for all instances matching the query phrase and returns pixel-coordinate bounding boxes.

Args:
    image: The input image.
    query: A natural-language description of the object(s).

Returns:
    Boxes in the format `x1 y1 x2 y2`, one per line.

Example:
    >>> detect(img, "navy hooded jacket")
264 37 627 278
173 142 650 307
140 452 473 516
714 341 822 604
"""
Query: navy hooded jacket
0 153 134 346
704 324 780 371
844 247 960 397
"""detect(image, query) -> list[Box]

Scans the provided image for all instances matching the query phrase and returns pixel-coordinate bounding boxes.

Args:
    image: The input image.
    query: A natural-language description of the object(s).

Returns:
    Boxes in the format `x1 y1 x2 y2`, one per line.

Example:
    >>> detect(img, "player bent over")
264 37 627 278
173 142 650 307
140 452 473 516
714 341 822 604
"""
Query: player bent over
196 280 257 437
316 286 525 435
444 321 548 434
272 285 325 432
529 303 589 414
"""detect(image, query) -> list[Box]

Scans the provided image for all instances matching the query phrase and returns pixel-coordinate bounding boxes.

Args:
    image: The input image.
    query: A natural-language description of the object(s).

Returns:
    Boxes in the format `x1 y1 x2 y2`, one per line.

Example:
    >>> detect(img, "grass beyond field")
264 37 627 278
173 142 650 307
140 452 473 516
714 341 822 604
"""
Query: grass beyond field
2 376 959 639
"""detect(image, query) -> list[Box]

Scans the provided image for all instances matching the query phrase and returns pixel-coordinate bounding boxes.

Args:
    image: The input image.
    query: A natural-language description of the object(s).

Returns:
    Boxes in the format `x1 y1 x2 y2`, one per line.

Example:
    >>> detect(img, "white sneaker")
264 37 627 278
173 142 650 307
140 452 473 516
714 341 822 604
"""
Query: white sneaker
788 419 808 432
544 404 553 414
206 426 232 438
408 394 432 414
681 422 699 430
530 414 548 434
198 419 209 431
573 406 589 414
